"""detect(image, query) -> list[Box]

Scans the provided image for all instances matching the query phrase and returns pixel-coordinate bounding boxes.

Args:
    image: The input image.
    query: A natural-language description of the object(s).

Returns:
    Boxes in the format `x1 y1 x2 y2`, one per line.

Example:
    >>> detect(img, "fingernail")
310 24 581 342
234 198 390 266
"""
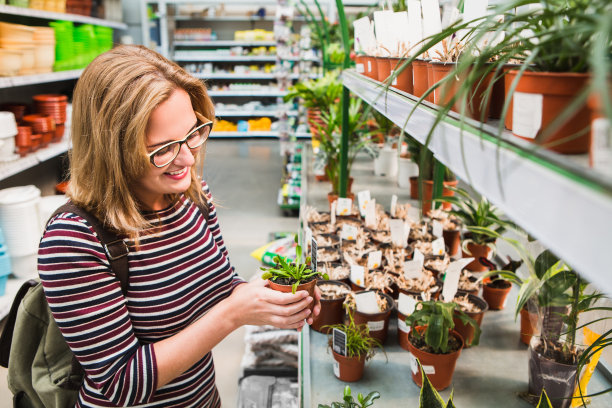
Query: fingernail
307 296 313 303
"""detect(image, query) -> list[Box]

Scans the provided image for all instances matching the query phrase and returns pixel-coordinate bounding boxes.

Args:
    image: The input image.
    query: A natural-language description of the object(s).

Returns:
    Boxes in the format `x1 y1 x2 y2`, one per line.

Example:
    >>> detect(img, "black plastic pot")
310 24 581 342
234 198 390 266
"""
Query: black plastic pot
528 345 578 408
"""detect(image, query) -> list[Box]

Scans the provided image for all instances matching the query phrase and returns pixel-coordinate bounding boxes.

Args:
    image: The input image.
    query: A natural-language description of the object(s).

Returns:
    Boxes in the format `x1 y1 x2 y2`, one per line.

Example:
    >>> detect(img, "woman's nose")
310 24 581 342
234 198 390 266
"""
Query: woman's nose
173 142 195 167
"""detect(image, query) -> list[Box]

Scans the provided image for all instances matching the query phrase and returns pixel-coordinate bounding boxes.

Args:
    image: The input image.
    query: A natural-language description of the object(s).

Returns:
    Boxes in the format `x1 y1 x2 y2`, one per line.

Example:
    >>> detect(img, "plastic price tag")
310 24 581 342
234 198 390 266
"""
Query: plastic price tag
432 237 446 256
398 292 417 316
311 237 317 273
432 220 443 238
390 219 405 248
368 320 385 332
403 249 424 279
350 265 365 287
367 250 382 269
357 190 371 217
365 199 376 228
442 258 474 302
390 194 398 217
336 197 352 216
355 291 381 314
341 224 358 241
512 92 543 139
332 328 347 356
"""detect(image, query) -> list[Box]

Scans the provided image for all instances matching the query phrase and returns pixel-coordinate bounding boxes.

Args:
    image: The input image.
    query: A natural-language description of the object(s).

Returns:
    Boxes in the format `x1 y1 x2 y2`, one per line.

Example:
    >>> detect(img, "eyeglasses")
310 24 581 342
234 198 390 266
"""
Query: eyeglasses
147 120 213 168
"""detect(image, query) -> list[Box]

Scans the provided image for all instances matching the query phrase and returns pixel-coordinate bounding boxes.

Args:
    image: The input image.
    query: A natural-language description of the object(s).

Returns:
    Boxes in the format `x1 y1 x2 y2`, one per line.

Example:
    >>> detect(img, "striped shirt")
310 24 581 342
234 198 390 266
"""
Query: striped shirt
38 182 244 407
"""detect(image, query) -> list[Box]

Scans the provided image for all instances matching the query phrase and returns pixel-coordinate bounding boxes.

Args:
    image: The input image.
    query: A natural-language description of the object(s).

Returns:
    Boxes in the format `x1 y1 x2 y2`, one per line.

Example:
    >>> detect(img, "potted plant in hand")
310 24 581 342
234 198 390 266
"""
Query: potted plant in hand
404 299 479 390
324 313 384 382
261 235 329 312
318 385 380 408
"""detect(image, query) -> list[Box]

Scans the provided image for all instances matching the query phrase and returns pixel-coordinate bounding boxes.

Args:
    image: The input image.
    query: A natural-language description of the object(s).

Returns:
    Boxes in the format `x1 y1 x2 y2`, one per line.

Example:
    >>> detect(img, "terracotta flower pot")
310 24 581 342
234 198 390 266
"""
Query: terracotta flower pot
268 277 317 313
442 228 461 257
421 179 458 216
388 57 413 94
409 176 420 199
350 291 393 345
412 59 429 99
528 344 578 408
482 278 512 310
407 327 464 390
488 69 506 120
332 350 366 382
452 291 488 348
376 56 391 82
456 71 494 121
364 55 379 80
425 61 435 103
354 54 366 76
504 70 591 154
397 310 412 351
520 306 538 345
462 241 493 272
430 61 458 110
311 280 351 334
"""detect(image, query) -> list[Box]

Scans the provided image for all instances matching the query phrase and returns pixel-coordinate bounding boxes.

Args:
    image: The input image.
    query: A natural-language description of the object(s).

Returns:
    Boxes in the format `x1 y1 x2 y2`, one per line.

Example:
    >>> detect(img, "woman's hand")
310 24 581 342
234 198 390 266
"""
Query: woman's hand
306 284 321 326
227 279 314 330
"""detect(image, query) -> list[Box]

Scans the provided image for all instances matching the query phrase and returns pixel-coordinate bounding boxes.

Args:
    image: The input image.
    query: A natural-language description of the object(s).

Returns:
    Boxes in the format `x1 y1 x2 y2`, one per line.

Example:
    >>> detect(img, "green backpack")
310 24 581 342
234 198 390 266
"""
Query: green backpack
0 202 130 408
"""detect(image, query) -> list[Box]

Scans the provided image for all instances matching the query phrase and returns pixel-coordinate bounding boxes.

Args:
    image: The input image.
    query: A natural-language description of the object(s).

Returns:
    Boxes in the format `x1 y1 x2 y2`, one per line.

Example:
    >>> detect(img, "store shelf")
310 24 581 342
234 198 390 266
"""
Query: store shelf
174 54 276 62
215 110 298 117
0 4 127 29
211 131 311 138
191 72 320 80
172 15 278 22
208 90 288 97
174 40 276 47
0 135 71 182
0 69 82 89
342 69 612 296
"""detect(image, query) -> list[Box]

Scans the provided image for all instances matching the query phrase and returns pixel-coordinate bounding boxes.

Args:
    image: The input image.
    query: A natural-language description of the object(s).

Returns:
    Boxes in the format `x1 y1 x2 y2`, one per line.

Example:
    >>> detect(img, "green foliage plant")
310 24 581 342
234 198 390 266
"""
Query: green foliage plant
284 70 343 111
405 300 481 352
260 236 328 293
323 313 383 361
318 385 380 408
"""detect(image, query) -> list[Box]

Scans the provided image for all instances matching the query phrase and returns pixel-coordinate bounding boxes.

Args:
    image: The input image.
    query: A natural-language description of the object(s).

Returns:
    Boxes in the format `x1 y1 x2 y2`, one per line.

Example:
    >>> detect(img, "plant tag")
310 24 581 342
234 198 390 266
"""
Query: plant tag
336 197 352 216
341 224 358 241
367 320 385 332
357 190 371 217
333 360 340 378
390 219 405 248
432 237 446 255
390 194 398 217
592 118 612 176
356 62 365 73
432 220 443 238
423 365 436 375
367 59 372 72
407 1 423 57
304 226 312 250
332 328 347 357
398 318 411 333
398 292 417 316
409 353 418 374
404 221 411 243
330 201 337 226
311 237 317 273
367 250 382 269
512 92 543 139
403 249 424 279
442 258 474 302
354 291 381 314
350 265 365 287
364 199 376 228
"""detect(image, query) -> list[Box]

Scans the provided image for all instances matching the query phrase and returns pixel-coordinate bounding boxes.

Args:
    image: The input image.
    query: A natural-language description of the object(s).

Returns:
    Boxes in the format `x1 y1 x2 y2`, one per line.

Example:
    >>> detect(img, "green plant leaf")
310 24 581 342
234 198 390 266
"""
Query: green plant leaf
417 359 446 408
536 389 554 408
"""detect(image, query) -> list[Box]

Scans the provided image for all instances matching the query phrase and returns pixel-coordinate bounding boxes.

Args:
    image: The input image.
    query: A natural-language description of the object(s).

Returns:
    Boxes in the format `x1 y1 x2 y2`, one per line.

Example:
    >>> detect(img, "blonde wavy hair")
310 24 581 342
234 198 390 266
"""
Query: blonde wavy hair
68 45 214 239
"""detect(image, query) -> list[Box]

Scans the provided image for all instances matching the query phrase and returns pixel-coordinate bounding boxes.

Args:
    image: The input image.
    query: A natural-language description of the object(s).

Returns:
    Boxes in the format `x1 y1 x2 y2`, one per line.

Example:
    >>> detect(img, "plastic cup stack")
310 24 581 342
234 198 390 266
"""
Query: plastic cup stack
0 112 18 162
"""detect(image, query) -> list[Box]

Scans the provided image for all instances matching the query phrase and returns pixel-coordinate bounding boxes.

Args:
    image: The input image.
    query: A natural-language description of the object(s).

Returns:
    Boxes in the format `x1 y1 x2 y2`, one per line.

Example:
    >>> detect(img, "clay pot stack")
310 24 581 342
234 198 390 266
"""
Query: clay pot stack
15 126 33 157
22 114 55 148
33 94 68 142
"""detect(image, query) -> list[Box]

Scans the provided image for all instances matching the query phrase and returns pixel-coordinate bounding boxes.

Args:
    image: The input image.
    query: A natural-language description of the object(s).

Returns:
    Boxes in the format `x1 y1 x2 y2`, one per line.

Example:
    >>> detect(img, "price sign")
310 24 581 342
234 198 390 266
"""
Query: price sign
333 328 347 356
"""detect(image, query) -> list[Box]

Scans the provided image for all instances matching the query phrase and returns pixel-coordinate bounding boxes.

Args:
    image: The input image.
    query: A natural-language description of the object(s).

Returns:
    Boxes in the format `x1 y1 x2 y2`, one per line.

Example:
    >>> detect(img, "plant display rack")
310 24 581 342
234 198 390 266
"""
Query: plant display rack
278 143 303 214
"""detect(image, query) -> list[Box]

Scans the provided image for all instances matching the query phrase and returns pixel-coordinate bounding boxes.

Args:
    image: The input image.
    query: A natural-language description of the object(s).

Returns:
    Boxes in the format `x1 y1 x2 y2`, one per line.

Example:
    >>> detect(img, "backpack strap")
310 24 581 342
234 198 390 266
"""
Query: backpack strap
0 280 38 367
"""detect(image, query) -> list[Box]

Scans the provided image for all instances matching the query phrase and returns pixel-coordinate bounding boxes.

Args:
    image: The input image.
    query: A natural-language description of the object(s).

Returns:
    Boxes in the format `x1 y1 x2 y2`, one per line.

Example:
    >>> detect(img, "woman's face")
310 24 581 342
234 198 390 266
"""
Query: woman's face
133 88 200 211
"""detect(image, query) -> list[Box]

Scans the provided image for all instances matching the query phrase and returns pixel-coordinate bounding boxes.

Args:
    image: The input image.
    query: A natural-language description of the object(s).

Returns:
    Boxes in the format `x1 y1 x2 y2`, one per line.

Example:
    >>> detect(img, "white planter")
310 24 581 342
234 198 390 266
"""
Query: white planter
398 158 419 188
374 146 398 177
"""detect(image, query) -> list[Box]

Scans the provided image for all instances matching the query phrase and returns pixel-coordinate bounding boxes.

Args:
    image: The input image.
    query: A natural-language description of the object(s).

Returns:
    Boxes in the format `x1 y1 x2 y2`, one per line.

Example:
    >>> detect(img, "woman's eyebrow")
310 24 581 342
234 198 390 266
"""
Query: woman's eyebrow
147 120 199 148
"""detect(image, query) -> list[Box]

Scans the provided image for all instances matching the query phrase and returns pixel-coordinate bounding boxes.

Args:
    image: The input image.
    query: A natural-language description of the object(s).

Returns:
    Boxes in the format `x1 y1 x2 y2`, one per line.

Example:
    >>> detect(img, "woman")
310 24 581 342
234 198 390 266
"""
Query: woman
38 45 319 407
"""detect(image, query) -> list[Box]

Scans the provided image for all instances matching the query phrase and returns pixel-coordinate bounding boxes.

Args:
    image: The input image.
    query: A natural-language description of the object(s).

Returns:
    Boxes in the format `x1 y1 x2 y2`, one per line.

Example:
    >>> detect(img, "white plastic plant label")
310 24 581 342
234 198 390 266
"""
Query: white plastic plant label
354 291 381 314
409 353 418 374
407 1 423 57
442 258 474 302
390 70 398 85
336 197 352 216
398 318 411 334
357 190 371 217
367 320 385 332
421 0 444 57
404 221 411 243
592 118 612 176
423 365 436 375
333 360 340 378
365 199 376 228
390 219 405 248
432 237 446 256
398 292 417 316
304 227 312 250
330 201 337 226
432 220 443 238
367 250 382 269
350 265 365 287
333 328 347 356
512 92 543 139
356 63 365 73
341 224 358 241
390 194 398 217
403 249 424 279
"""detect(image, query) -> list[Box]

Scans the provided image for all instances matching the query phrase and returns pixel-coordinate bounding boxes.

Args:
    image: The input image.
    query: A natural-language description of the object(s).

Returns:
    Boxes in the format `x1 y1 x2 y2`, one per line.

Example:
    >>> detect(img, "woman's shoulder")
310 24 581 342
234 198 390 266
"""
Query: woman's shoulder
42 211 101 244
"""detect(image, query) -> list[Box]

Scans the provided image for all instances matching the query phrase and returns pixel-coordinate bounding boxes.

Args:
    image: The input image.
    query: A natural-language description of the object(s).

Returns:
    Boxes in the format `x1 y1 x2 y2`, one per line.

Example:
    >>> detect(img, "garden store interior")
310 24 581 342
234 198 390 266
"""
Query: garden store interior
0 0 611 407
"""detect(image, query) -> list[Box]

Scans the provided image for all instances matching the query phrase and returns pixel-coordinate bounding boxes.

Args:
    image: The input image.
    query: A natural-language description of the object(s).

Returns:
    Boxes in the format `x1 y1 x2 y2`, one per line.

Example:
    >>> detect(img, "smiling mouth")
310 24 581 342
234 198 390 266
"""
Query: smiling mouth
165 168 188 177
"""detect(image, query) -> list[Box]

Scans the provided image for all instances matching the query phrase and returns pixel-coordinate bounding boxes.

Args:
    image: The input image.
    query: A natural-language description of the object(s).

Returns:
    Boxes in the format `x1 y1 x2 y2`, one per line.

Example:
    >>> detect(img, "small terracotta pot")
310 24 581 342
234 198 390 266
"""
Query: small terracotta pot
268 277 317 313
409 176 420 199
388 57 413 94
462 241 493 272
425 61 435 103
354 54 367 76
397 310 412 351
53 123 65 142
376 56 391 82
407 327 464 390
442 228 461 257
412 59 429 99
332 350 366 382
504 70 591 154
421 179 458 216
456 70 494 121
311 280 351 334
452 291 488 348
327 192 356 210
364 55 379 80
350 291 393 345
520 306 538 345
482 278 512 310
430 61 458 109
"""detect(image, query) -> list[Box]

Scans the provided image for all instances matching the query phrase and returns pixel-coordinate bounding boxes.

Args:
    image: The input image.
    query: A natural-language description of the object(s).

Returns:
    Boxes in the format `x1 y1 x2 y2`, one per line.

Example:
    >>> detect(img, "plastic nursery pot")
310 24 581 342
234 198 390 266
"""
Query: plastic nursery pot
462 241 493 272
409 176 420 199
488 68 507 120
354 54 367 76
332 349 366 382
425 61 436 103
407 327 464 391
397 310 412 351
268 276 317 314
364 55 378 80
327 192 355 210
528 343 578 408
421 179 458 216
452 291 488 348
456 71 494 122
442 228 461 257
504 70 591 154
412 59 429 99
430 61 458 110
520 306 538 346
376 56 391 82
350 291 394 345
311 280 351 334
482 277 512 310
388 57 413 94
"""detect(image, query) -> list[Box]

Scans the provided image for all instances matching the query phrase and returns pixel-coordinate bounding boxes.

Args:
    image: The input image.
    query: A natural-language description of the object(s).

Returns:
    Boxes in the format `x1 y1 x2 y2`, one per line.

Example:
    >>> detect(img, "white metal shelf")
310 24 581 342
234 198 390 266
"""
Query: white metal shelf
174 54 276 62
0 4 127 29
0 69 82 89
208 90 288 97
211 131 311 138
174 40 276 47
342 69 612 296
0 135 71 182
191 72 319 80
215 110 297 117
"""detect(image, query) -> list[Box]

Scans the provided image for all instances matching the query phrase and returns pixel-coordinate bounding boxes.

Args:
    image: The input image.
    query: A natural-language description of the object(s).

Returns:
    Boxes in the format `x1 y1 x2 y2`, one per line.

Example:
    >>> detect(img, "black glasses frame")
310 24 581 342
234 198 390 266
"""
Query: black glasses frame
147 120 213 168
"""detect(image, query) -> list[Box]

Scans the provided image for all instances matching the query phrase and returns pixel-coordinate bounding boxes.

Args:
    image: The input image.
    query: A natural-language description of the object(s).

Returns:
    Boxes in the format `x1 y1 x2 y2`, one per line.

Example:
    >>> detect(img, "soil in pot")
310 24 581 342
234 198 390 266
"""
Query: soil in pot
389 57 413 94
332 350 366 382
421 179 458 216
408 328 464 390
462 241 493 272
350 291 394 345
452 291 487 348
412 59 429 99
268 275 317 313
482 278 512 310
311 280 351 333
